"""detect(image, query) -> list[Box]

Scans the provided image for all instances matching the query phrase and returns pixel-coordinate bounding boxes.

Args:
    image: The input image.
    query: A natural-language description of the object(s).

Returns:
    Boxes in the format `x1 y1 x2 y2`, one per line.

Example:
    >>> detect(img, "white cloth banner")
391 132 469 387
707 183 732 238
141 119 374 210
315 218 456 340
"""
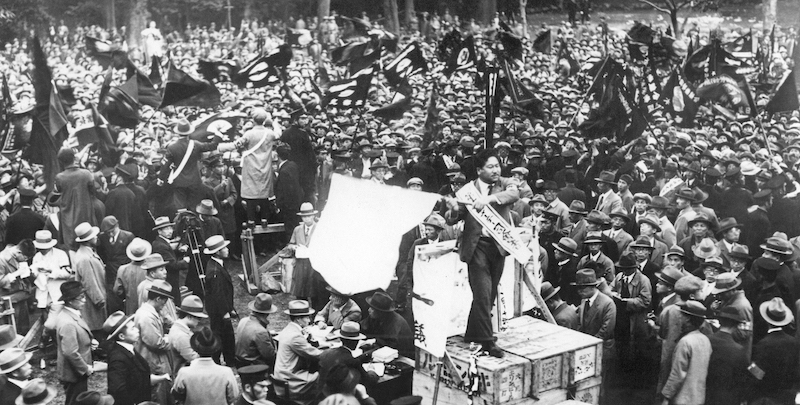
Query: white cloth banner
456 182 532 263
412 241 472 357
309 174 442 295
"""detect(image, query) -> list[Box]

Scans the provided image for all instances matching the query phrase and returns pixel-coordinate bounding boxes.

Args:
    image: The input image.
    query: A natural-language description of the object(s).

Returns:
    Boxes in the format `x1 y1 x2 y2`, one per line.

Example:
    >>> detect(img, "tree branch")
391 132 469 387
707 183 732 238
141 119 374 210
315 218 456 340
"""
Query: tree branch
639 0 671 14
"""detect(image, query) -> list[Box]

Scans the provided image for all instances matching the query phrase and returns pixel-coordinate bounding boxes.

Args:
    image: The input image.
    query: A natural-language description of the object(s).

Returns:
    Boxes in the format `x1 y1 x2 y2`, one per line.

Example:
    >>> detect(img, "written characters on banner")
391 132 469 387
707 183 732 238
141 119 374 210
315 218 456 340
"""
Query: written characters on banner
455 182 532 264
412 240 472 357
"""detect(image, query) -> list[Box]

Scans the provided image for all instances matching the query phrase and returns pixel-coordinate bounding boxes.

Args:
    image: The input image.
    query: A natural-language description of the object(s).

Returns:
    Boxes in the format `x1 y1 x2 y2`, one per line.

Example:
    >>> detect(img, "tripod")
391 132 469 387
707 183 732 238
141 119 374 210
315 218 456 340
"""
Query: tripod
176 210 207 298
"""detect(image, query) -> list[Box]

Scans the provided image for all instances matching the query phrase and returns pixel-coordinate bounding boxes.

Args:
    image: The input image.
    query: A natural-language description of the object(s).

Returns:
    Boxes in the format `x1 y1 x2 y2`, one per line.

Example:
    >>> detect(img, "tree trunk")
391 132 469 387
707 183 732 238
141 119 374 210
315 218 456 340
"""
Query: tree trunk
478 0 497 25
383 0 400 34
404 0 414 31
318 0 330 41
670 9 679 40
763 0 777 33
127 0 149 52
519 0 528 38
243 0 254 22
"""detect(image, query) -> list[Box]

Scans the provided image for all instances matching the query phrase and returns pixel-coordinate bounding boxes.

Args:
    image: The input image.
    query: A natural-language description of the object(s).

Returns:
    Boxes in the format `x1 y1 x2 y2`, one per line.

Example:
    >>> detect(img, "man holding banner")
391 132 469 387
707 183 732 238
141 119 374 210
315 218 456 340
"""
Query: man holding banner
444 149 521 358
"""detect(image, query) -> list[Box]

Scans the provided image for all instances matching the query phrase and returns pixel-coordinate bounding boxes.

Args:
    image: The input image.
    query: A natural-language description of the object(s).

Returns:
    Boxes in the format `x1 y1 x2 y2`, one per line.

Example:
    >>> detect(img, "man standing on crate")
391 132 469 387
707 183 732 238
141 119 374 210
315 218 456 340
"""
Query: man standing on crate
444 149 519 358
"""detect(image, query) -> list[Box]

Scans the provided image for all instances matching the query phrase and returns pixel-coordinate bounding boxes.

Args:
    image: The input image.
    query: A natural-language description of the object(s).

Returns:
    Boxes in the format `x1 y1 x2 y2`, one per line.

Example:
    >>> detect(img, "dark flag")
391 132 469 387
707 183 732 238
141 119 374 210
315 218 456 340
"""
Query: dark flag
234 45 293 88
158 65 221 108
421 84 439 149
0 75 10 152
639 58 662 114
383 42 427 87
766 71 800 113
84 36 128 69
532 29 552 54
557 41 580 77
619 86 648 142
26 37 64 192
322 74 372 109
484 66 499 148
725 30 754 58
660 69 698 127
74 104 119 166
496 24 523 61
342 16 372 36
373 29 399 53
198 59 240 83
149 56 162 87
98 67 140 128
438 29 463 61
331 38 379 66
696 75 753 113
685 40 756 83
578 68 628 140
372 95 412 121
443 35 476 77
501 60 545 120
349 47 382 76
125 60 161 108
188 111 248 142
627 22 654 61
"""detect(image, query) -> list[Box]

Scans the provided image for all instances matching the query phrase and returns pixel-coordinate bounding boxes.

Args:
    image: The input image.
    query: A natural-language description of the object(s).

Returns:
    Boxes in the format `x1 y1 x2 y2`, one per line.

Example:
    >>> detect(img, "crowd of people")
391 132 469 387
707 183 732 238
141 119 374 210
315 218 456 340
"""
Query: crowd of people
0 3 799 405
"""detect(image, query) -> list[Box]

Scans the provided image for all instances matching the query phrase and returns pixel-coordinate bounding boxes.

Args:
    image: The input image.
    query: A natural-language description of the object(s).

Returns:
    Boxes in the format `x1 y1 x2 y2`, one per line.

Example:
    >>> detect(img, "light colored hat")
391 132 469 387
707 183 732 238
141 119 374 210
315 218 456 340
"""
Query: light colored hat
102 310 134 339
0 348 32 375
760 297 793 327
152 216 175 231
74 222 100 243
297 202 318 216
203 235 230 255
333 321 366 340
125 238 152 262
33 230 57 250
692 238 721 259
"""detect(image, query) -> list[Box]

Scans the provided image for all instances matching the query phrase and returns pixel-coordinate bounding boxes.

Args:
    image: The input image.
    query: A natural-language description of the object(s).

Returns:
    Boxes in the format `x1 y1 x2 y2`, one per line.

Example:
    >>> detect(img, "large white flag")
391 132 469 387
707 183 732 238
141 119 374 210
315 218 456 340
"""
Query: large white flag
309 174 442 295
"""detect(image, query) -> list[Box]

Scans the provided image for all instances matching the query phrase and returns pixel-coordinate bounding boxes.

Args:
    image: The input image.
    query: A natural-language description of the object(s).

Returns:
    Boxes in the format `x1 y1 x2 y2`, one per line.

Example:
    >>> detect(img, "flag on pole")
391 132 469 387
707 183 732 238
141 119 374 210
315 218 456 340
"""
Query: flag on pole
660 69 698 127
766 71 800 113
443 35 477 77
724 30 754 59
322 74 372 109
308 174 442 295
383 42 428 87
159 65 221 108
84 36 128 69
532 29 552 54
233 45 293 88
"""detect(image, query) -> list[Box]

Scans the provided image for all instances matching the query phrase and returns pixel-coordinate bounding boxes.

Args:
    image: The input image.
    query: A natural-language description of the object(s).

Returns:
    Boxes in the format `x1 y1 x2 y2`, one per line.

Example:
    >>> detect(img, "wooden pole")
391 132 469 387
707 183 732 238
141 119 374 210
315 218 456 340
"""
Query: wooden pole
431 362 444 405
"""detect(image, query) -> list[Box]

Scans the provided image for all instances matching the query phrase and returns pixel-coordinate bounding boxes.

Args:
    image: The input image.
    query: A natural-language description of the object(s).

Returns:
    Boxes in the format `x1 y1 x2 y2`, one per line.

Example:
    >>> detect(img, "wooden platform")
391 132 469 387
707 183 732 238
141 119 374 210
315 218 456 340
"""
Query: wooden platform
414 316 603 405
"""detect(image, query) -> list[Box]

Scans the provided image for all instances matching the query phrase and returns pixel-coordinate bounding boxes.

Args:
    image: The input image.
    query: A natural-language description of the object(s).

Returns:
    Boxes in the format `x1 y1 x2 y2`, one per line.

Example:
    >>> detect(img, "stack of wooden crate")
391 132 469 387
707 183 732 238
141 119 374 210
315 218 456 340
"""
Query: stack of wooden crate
414 316 603 405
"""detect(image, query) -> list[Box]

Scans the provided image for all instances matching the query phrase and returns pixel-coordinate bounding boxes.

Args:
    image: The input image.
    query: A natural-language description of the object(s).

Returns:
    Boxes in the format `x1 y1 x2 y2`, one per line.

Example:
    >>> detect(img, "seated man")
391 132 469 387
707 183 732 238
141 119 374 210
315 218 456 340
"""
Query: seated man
318 321 379 394
314 286 362 330
235 293 277 368
274 300 323 404
359 291 414 359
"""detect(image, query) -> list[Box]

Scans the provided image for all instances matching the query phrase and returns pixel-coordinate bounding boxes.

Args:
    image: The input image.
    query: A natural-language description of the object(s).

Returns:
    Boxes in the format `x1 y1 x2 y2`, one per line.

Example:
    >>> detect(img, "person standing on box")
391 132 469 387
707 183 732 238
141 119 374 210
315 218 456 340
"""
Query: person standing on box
443 149 519 358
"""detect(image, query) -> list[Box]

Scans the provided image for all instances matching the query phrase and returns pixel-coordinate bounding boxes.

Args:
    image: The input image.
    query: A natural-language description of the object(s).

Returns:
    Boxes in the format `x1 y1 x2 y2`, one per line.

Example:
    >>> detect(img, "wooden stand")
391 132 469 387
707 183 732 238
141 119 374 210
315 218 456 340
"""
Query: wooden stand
239 223 285 295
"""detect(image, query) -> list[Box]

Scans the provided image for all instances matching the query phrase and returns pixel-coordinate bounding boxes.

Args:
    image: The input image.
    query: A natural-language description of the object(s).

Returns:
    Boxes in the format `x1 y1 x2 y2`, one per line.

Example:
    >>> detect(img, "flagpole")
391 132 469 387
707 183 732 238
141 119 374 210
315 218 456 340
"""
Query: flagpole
755 112 775 159
137 109 160 145
567 56 610 127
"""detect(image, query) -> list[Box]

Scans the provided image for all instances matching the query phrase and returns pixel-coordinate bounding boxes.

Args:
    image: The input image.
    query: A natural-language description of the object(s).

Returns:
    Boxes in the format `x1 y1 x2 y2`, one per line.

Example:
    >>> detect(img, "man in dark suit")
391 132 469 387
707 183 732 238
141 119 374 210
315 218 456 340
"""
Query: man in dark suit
548 237 581 306
158 118 220 211
104 166 137 233
97 216 134 314
235 293 277 368
104 310 168 405
0 348 33 405
55 281 95 405
55 148 98 249
575 268 616 357
318 321 378 391
749 297 800 404
444 149 519 357
743 189 773 258
706 307 748 405
557 170 585 207
398 214 448 312
151 217 186 304
203 235 236 366
275 143 304 241
4 188 45 245
280 115 318 204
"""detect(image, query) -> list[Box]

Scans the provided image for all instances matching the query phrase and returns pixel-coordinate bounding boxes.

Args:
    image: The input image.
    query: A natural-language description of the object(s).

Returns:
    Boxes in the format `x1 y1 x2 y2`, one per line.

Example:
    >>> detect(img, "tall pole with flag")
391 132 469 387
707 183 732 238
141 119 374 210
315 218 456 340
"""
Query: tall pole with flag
484 66 499 150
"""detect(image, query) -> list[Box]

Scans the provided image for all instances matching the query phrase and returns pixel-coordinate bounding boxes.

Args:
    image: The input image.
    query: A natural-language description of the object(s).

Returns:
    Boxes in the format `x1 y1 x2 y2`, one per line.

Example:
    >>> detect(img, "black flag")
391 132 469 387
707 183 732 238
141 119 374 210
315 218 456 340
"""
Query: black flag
233 45 293 88
84 36 128 69
322 74 372 109
383 42 427 87
443 35 476 77
766 71 800 113
532 30 552 54
159 65 220 109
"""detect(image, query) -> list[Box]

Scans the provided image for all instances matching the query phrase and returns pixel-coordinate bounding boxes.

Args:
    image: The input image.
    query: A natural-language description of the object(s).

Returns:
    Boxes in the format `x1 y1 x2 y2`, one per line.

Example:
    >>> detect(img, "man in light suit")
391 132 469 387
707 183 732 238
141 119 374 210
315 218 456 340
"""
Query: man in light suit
72 223 107 335
55 281 96 405
444 149 519 358
274 300 323 404
594 171 622 215
157 118 220 211
673 187 720 242
134 279 174 404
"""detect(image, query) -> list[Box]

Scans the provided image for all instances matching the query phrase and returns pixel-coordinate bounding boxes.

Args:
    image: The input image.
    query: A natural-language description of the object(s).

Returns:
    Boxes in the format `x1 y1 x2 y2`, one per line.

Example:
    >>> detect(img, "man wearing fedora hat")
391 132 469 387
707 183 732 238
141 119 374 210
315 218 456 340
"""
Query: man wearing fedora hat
274 300 323 403
31 230 72 321
72 223 107 335
275 143 304 241
172 327 240 405
564 201 588 248
634 214 668 268
112 238 151 315
0 347 33 404
714 217 744 268
318 321 379 395
749 297 800 404
646 196 676 248
151 216 187 304
167 294 206 375
235 293 277 368
610 252 652 372
661 301 712 405
55 147 98 251
203 235 237 366
158 118 220 211
134 279 175 404
104 311 169 405
710 272 753 356
289 203 328 311
706 306 748 405
360 291 414 359
605 207 634 255
743 189 772 257
673 187 720 243
397 213 450 312
594 171 622 215
315 286 362 330
541 281 578 330
574 268 616 381
581 210 620 262
104 166 144 237
55 280 96 405
578 234 616 285
4 187 44 246
14 378 56 405
136 254 178 324
548 237 581 306
96 215 135 314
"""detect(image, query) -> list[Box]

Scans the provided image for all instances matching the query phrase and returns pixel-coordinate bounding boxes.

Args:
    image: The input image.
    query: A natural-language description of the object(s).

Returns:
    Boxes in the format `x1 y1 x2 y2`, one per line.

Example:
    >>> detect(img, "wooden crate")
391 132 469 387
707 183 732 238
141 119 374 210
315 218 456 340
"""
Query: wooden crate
416 336 531 404
496 317 603 397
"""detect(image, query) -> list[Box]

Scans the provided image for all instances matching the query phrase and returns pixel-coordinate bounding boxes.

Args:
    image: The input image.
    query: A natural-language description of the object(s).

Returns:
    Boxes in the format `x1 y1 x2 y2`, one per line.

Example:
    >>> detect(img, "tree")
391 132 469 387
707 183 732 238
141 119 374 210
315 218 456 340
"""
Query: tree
638 0 713 39
383 0 399 34
763 0 776 34
127 0 149 51
404 0 413 30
